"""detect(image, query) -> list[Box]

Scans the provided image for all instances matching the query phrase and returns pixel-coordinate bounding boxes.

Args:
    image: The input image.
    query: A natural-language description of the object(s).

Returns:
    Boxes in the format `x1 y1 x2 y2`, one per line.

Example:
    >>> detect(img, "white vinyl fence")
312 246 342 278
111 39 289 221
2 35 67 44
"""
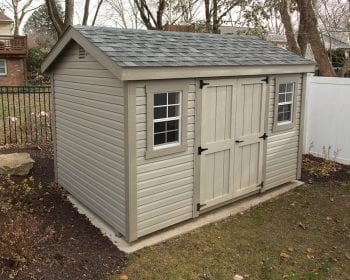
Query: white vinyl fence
304 76 350 164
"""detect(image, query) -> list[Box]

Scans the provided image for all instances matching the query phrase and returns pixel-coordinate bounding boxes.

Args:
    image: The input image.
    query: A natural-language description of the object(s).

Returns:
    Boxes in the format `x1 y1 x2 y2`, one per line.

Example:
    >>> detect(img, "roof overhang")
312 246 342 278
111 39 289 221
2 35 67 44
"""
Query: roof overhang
41 26 123 79
42 26 315 81
120 64 315 81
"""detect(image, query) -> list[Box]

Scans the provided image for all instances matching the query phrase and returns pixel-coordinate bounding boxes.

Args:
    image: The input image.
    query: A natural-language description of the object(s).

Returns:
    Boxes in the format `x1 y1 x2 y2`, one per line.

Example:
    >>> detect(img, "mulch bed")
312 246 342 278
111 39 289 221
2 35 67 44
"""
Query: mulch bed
301 154 350 183
0 144 126 280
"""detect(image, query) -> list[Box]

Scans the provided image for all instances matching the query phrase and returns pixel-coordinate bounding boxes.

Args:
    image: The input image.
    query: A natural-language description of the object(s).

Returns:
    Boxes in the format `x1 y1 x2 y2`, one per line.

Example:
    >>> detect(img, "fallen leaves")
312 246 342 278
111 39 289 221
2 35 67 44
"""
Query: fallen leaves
298 222 307 230
280 252 290 260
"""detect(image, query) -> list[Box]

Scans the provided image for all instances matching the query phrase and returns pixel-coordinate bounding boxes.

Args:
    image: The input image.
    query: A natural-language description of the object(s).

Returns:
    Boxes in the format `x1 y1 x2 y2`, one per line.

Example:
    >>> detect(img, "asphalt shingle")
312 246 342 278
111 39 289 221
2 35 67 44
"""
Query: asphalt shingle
74 25 314 68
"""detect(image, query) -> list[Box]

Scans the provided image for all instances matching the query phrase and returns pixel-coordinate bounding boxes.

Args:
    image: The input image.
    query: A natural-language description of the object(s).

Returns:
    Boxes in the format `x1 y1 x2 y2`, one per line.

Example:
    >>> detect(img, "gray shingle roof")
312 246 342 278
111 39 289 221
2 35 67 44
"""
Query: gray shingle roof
75 25 314 68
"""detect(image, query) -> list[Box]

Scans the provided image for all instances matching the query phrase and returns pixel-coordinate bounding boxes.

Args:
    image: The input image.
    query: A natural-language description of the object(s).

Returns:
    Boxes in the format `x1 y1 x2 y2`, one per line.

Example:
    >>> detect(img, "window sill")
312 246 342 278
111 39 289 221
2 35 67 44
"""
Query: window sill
145 144 187 159
273 122 295 132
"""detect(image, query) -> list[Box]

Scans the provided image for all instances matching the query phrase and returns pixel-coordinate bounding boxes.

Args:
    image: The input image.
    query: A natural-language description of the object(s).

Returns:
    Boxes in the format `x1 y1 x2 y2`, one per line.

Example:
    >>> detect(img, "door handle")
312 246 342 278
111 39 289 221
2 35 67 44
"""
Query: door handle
235 140 244 143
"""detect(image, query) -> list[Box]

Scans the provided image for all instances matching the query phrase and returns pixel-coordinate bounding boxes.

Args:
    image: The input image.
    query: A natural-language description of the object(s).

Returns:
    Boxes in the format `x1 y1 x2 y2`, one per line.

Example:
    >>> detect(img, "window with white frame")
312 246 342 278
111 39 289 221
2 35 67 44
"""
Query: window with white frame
0 59 6 75
153 92 181 148
277 82 294 124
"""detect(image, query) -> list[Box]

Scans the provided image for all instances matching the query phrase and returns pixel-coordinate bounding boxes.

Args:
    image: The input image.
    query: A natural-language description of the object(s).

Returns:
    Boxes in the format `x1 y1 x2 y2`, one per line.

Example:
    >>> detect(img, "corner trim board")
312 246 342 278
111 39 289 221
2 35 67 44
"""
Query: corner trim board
125 82 138 242
297 73 308 179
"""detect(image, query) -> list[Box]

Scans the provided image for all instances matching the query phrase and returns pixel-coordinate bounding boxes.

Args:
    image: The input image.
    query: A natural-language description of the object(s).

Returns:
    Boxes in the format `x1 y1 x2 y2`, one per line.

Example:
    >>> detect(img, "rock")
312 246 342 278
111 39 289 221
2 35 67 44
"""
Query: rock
234 275 244 280
0 153 34 176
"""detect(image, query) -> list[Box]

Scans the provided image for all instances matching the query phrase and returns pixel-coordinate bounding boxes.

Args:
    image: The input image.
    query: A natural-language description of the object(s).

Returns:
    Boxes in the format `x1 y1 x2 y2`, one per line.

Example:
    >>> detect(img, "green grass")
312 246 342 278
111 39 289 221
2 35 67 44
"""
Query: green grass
0 90 52 144
116 182 350 280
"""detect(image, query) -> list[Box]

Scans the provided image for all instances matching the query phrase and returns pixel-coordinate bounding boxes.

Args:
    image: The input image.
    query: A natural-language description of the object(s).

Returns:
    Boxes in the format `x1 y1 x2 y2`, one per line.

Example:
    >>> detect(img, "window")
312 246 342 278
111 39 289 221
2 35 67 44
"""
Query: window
277 83 294 124
0 59 6 75
153 92 181 148
273 77 298 132
146 81 188 159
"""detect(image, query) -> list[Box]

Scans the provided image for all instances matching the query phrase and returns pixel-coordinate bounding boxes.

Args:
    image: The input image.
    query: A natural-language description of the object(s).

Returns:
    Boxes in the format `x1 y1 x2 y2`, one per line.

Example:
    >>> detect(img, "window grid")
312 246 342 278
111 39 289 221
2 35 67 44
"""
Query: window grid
0 59 6 75
277 83 294 124
153 92 182 149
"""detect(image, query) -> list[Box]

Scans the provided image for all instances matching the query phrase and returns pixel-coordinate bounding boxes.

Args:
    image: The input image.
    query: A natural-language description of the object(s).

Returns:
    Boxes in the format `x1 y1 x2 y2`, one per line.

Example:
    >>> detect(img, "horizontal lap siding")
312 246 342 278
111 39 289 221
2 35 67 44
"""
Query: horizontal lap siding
265 75 303 189
53 42 126 235
136 81 195 238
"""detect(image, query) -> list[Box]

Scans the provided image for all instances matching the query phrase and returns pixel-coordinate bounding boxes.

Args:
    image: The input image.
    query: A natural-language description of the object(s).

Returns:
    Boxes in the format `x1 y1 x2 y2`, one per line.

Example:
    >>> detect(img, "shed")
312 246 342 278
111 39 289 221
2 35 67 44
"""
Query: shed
42 26 315 242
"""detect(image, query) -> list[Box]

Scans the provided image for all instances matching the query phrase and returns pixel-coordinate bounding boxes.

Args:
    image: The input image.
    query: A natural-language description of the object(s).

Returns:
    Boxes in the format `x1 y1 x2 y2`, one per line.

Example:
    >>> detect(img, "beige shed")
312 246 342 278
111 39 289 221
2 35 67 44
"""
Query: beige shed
42 26 315 242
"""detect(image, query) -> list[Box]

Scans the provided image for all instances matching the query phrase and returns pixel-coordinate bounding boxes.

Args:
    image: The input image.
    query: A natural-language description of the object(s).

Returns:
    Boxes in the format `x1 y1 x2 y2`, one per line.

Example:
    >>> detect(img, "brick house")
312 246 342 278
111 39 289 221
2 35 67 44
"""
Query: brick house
0 9 27 86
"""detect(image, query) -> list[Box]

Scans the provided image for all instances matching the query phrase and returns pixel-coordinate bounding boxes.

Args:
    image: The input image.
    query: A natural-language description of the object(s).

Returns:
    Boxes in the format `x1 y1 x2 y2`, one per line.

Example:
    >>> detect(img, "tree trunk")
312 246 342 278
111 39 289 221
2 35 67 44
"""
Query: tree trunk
297 5 308 57
64 0 74 29
278 0 301 55
297 0 335 76
82 0 90 25
46 0 74 37
204 0 211 32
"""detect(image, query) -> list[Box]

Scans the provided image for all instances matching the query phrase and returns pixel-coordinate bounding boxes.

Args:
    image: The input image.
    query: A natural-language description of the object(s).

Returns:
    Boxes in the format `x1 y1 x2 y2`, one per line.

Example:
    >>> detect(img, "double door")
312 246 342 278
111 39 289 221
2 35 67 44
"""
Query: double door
198 77 267 210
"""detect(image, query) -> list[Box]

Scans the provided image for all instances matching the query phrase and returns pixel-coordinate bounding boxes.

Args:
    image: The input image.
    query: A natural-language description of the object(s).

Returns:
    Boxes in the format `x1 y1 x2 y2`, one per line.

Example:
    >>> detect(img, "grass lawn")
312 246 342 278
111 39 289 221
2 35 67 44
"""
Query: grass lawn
119 171 350 279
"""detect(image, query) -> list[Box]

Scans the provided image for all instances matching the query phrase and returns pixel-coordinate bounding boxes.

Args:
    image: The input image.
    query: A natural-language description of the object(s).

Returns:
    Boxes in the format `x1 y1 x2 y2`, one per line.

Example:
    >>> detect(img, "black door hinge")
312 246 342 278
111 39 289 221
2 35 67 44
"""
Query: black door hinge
197 203 207 211
259 133 269 140
257 181 264 188
198 146 208 155
262 77 269 83
235 140 244 143
199 80 210 89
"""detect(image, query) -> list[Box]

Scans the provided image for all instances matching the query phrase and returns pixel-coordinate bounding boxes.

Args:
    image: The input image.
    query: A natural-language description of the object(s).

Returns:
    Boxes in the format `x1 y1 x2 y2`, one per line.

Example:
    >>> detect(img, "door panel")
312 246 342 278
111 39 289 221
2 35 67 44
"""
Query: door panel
199 82 235 208
198 78 266 210
233 79 266 196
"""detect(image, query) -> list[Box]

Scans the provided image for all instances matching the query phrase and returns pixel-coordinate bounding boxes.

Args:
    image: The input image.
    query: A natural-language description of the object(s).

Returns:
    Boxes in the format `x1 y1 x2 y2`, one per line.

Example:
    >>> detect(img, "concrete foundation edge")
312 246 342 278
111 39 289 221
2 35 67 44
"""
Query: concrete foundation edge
68 180 304 254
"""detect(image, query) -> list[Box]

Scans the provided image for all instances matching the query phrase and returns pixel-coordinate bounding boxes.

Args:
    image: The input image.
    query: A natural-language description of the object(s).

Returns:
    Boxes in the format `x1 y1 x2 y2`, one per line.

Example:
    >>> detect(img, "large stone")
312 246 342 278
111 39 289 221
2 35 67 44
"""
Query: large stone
0 153 35 176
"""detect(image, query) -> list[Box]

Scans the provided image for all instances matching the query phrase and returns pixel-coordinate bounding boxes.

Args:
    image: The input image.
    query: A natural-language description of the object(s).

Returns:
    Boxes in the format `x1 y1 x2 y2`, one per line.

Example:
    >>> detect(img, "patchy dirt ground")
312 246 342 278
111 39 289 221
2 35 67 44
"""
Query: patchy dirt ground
0 144 126 280
1 145 349 280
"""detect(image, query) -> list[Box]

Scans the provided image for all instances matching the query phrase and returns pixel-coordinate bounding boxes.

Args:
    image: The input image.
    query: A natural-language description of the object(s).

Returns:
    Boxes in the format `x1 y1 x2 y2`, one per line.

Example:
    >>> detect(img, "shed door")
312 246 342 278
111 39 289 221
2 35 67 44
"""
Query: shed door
198 77 266 210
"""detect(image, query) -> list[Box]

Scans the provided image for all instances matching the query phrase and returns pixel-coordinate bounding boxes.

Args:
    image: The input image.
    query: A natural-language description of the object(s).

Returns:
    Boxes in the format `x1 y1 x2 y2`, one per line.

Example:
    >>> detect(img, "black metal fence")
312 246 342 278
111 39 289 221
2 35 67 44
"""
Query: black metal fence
0 86 52 145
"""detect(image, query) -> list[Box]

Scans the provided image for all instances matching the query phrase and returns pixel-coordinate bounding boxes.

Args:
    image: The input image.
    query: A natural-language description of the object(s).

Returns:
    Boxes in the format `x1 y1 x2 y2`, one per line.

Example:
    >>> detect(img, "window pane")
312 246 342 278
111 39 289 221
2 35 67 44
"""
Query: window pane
154 132 166 145
154 93 167 106
278 105 284 114
284 111 291 121
154 122 166 133
286 92 293 102
278 93 285 103
285 104 292 112
154 107 166 119
168 92 180 104
278 113 284 122
286 83 293 92
167 120 179 131
167 131 179 143
279 83 286 93
168 105 180 117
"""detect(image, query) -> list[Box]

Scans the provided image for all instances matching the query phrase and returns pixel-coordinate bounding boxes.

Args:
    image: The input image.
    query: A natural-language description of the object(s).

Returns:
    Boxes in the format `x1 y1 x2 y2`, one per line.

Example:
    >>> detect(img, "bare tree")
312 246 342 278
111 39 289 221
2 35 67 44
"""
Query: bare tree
204 0 245 33
134 0 201 30
296 0 335 76
106 0 140 28
4 0 37 35
45 0 74 37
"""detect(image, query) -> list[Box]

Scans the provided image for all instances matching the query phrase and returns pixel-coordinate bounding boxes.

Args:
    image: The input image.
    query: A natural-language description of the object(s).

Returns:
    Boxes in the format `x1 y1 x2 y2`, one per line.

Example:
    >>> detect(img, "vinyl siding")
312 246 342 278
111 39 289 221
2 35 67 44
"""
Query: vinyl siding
265 75 303 189
135 81 195 238
53 42 126 236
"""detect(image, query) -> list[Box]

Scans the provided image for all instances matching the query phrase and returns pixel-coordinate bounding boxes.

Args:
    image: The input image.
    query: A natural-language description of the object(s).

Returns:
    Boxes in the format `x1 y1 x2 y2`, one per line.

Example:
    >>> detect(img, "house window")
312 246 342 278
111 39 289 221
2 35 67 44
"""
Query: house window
0 59 7 75
153 92 181 148
277 83 294 124
146 81 188 159
273 77 298 132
